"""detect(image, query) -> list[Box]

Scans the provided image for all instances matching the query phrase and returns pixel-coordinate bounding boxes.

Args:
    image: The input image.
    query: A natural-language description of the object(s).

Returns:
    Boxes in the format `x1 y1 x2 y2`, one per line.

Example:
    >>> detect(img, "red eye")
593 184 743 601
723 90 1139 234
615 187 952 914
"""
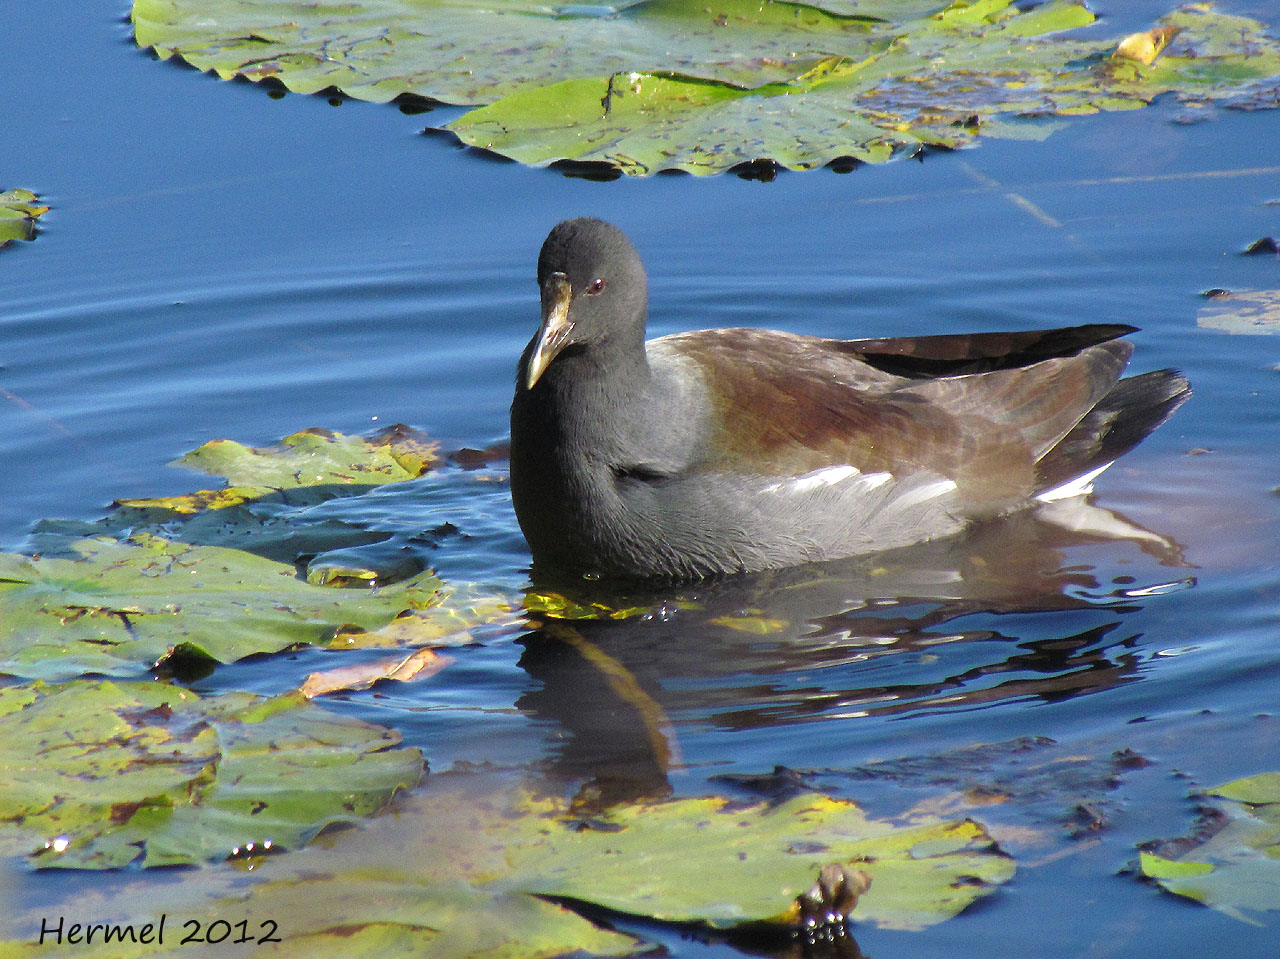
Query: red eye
587 278 606 295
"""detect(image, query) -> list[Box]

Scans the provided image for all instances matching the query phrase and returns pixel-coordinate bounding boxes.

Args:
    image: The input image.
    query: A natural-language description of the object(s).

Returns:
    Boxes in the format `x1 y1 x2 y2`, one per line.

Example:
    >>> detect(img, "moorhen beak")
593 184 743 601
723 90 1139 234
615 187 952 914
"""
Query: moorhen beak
509 218 1190 581
526 271 574 390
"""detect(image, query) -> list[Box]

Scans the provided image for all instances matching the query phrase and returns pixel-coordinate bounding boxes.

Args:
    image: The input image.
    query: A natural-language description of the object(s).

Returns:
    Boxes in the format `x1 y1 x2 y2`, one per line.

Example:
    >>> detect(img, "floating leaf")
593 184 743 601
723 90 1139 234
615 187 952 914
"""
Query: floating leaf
0 752 1012 953
172 425 439 490
0 680 423 868
131 0 947 105
447 4 1280 174
0 533 443 680
1139 772 1280 922
496 789 1015 931
115 485 275 514
1198 289 1280 335
0 189 48 246
131 0 1280 175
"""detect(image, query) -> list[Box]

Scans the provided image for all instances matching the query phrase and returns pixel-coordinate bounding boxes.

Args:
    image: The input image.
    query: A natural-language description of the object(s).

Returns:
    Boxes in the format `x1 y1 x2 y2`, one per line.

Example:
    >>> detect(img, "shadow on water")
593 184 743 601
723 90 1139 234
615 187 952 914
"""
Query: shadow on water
514 501 1194 810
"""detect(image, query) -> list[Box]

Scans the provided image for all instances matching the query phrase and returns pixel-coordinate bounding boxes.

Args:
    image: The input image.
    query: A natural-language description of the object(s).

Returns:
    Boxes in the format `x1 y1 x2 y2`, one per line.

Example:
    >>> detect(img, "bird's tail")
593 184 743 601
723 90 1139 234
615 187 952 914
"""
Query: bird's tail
1034 369 1192 500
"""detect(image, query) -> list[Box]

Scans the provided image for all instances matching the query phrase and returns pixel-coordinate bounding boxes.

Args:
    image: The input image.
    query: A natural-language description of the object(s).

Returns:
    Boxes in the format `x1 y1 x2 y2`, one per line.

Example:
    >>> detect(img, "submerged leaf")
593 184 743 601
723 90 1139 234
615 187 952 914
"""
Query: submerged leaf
1197 289 1280 335
1139 772 1280 921
0 681 422 868
523 588 658 621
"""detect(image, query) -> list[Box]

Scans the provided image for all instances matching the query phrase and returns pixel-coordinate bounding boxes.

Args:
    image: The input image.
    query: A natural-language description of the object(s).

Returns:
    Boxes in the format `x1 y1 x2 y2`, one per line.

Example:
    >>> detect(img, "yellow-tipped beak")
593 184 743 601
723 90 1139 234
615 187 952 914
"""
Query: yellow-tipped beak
525 272 574 390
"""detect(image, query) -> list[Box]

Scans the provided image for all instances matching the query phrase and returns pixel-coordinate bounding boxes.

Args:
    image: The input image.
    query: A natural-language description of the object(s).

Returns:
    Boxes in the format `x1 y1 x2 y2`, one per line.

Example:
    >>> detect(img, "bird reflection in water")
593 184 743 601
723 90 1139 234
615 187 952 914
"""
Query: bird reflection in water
516 498 1193 813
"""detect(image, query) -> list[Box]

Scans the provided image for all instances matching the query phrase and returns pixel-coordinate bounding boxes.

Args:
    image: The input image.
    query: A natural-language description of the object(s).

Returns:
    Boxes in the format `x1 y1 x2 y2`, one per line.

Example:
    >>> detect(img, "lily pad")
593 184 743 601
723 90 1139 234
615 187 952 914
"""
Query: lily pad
131 0 1280 175
448 5 1280 174
1139 772 1280 922
167 424 439 491
105 426 449 575
0 532 444 680
505 791 1015 931
131 0 945 105
0 189 48 245
0 680 423 868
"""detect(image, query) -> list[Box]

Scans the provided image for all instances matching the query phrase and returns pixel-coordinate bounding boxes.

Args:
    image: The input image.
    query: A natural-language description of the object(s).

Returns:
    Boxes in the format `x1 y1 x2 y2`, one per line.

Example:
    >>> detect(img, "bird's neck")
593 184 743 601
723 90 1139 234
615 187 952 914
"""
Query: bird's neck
537 334 653 448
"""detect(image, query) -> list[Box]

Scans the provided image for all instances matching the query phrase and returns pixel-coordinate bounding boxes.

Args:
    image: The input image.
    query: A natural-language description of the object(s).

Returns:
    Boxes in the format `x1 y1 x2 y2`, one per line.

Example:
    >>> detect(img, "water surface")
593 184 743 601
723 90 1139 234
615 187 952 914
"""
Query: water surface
4 2 1280 956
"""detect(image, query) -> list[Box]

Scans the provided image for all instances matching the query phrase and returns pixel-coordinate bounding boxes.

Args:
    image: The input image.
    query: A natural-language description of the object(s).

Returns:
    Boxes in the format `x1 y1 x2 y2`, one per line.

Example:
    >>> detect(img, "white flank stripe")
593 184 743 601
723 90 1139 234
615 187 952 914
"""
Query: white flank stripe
762 465 892 495
892 478 958 509
1035 462 1113 503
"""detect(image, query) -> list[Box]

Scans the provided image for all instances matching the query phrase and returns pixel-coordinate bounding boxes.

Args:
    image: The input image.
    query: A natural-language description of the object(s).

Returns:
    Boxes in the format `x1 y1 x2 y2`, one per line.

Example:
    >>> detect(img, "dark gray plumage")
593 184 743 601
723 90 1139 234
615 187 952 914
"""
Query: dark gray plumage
509 218 1190 581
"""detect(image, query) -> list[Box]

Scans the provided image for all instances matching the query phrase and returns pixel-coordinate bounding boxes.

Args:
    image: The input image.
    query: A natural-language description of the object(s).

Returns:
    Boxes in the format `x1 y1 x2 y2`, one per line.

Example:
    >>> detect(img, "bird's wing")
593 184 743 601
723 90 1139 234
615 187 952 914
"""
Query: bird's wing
655 325 1134 510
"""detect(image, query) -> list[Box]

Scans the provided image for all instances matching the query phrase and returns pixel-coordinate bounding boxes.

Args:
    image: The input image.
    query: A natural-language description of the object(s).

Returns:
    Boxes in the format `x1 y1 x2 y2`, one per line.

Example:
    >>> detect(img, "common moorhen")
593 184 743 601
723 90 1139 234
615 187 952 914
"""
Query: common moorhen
510 218 1190 580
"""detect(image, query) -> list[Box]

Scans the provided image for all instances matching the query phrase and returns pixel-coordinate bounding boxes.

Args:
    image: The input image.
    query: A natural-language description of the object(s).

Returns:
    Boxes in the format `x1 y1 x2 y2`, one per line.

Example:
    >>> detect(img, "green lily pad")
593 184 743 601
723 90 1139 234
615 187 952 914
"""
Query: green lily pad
0 189 48 245
131 0 946 105
0 680 423 868
95 426 467 577
1139 772 1280 922
131 0 1280 175
0 532 444 680
448 4 1280 174
507 792 1014 931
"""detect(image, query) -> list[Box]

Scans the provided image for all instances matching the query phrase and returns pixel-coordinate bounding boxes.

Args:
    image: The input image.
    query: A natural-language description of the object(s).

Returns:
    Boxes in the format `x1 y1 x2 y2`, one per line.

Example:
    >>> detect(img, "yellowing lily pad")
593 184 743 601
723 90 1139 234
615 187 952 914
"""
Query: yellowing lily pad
503 790 1016 931
131 0 1280 175
1139 772 1280 922
0 680 423 869
171 425 439 490
0 189 48 246
0 532 444 680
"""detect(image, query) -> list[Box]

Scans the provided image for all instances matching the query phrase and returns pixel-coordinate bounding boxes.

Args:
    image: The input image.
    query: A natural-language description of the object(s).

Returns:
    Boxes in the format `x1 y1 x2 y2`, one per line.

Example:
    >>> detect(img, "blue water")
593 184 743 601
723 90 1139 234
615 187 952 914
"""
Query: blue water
4 1 1280 956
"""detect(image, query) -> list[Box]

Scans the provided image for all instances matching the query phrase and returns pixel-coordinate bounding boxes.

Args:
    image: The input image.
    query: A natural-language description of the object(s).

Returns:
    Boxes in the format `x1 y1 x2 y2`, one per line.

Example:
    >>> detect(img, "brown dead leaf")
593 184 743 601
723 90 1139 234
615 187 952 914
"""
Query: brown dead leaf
299 647 452 698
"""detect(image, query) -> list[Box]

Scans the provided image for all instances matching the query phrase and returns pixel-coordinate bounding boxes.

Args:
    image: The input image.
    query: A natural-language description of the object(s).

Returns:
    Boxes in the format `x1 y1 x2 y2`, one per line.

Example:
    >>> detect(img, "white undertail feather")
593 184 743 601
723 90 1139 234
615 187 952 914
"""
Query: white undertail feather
1035 462 1113 503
